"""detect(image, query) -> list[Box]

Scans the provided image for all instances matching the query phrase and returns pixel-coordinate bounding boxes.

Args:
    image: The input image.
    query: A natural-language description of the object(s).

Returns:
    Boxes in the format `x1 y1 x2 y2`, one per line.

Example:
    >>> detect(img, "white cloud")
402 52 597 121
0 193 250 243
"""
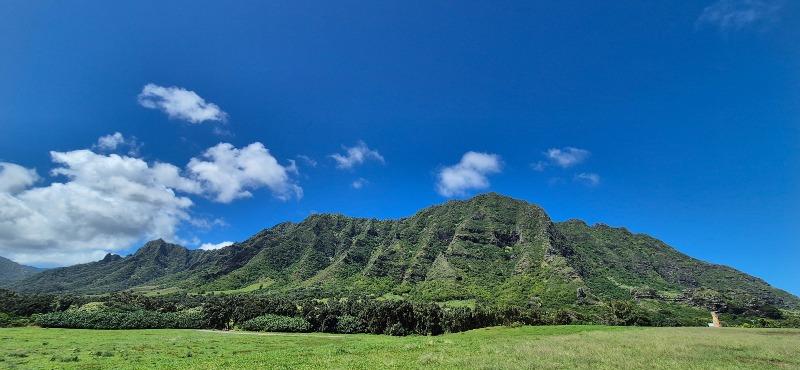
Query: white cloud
286 159 299 176
0 162 39 194
329 141 384 169
199 241 234 251
187 142 302 203
575 172 601 187
0 140 301 265
152 162 204 194
0 151 197 265
531 161 547 172
188 217 227 230
697 0 781 32
544 147 591 168
138 83 227 124
351 178 368 189
436 151 502 197
94 132 142 156
297 155 318 168
96 132 125 151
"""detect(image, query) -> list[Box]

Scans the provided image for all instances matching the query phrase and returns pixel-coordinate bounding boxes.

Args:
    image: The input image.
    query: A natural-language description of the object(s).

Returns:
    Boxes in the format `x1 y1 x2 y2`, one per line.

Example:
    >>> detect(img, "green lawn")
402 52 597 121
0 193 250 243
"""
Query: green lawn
1 325 799 369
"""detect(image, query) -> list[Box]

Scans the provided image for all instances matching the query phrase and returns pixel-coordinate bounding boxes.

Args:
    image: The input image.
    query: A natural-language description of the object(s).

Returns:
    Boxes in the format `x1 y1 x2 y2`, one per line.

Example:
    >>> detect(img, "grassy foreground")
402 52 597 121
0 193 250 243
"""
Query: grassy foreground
1 325 799 369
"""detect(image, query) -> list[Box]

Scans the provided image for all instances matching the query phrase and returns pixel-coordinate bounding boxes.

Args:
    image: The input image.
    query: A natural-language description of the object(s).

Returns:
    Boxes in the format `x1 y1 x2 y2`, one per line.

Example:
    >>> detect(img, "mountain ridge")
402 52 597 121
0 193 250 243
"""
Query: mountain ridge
0 256 44 284
7 193 798 311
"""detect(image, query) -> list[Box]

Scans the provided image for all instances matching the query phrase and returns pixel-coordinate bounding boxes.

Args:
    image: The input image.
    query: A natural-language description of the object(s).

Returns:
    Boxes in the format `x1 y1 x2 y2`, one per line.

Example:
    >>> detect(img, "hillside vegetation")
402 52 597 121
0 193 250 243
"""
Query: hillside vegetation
9 194 797 315
0 256 42 284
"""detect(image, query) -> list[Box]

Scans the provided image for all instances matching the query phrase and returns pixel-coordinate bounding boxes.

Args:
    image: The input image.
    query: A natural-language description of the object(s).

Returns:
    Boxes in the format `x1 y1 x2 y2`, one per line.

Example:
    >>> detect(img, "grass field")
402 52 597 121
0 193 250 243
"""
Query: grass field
1 325 799 369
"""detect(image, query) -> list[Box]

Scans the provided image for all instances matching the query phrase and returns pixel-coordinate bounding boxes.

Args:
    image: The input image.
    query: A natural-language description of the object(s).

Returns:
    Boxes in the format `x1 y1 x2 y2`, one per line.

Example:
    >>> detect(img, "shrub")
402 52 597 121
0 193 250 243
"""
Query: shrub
201 296 237 330
76 302 107 312
335 315 363 334
239 314 311 332
33 308 204 329
0 312 30 327
605 301 651 326
550 309 577 325
384 322 407 336
231 296 298 325
0 289 83 316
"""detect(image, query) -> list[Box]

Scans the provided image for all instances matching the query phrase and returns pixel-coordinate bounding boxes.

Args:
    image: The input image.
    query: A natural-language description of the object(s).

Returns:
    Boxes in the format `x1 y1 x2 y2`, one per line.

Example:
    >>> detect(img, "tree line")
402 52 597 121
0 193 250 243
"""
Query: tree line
0 289 796 333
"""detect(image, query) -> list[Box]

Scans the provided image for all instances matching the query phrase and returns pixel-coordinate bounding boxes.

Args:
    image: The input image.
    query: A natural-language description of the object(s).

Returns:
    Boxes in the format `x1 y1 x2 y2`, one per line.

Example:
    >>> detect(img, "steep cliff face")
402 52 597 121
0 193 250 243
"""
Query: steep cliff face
11 193 799 311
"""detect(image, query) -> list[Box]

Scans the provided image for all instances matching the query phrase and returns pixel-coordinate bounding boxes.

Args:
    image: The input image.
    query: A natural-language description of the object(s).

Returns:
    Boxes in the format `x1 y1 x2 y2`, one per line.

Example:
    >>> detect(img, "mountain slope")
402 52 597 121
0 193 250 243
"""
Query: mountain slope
166 194 582 306
11 194 799 311
0 256 44 284
556 220 799 310
15 239 204 293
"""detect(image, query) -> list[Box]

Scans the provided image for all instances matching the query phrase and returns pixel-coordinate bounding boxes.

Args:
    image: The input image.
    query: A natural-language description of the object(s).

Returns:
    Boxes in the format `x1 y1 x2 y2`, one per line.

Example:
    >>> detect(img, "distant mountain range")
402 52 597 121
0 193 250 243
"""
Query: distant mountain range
0 256 44 284
3 193 798 311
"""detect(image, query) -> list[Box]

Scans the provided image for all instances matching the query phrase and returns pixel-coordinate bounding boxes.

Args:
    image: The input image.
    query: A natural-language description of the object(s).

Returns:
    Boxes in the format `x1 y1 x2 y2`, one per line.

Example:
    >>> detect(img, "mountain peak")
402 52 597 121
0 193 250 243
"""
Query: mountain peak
134 239 188 258
466 192 524 204
144 238 167 246
428 193 537 214
101 253 123 263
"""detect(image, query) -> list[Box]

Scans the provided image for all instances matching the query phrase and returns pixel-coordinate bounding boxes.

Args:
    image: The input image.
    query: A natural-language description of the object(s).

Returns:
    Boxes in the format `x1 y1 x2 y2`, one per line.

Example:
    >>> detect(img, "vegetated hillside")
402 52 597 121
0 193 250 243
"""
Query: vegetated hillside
555 220 800 310
14 240 203 293
0 256 43 284
12 193 800 311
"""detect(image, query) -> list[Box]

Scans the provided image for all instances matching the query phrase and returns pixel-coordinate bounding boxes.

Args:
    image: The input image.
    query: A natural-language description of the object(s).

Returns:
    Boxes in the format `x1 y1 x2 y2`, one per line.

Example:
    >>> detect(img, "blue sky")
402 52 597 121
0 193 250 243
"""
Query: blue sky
0 1 798 295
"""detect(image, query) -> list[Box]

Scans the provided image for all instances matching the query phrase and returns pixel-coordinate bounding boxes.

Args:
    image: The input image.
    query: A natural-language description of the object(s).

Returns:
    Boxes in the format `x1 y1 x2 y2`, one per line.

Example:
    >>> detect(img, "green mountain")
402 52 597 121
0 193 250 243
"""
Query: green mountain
12 193 799 311
0 256 44 284
14 240 203 293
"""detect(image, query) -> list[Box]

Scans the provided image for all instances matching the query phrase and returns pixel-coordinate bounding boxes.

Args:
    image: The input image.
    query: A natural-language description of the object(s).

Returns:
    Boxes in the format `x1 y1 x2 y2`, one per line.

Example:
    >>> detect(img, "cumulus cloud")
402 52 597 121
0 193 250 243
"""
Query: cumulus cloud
329 141 384 169
532 147 600 186
152 162 204 194
199 241 234 251
96 132 125 151
94 132 141 156
138 83 227 124
0 151 196 265
0 139 301 265
697 0 781 32
544 147 591 168
351 178 368 189
0 162 39 194
436 152 502 197
187 142 302 203
575 172 601 187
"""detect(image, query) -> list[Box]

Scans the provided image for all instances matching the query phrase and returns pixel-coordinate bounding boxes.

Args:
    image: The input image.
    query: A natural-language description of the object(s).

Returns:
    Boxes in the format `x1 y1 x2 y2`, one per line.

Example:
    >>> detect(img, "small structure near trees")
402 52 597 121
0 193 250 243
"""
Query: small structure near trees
708 311 721 328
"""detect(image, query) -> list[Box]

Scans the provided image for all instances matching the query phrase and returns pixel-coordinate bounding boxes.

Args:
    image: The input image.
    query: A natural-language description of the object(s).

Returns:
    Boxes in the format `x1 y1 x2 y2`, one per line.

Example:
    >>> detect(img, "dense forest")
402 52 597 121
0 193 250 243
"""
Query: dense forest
2 289 798 335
